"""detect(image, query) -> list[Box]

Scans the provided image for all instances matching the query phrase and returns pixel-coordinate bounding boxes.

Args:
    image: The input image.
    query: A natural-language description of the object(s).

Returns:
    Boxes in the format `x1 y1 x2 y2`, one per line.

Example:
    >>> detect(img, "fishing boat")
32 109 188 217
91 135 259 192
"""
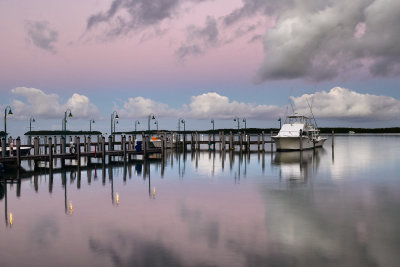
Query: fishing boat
272 114 327 151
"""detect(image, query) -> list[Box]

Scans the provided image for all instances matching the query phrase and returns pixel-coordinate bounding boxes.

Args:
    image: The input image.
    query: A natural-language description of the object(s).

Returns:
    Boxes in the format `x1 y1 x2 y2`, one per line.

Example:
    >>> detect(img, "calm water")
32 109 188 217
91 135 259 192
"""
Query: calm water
1 135 400 267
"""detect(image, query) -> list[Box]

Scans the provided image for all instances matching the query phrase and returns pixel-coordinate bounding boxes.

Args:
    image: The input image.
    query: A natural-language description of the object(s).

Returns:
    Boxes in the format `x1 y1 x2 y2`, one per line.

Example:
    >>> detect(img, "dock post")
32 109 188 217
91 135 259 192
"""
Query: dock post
122 135 127 160
191 133 194 150
1 138 5 157
84 136 87 152
222 132 225 151
239 132 243 152
144 135 148 158
247 134 250 152
53 136 57 154
16 137 21 167
270 130 273 152
76 136 81 166
332 130 335 150
262 131 265 152
34 137 39 156
196 132 200 151
213 132 215 151
44 136 48 154
108 135 112 162
257 134 260 152
101 136 105 163
128 135 132 151
87 136 91 152
61 137 65 166
229 131 233 150
183 133 186 151
48 137 53 169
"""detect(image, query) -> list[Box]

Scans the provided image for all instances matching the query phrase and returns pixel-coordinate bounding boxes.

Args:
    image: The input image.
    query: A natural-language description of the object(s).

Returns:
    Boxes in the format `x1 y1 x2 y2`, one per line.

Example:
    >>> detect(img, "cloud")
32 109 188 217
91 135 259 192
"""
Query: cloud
10 87 99 119
255 0 400 82
86 0 182 37
188 92 282 119
291 87 400 121
117 96 180 118
175 16 220 59
25 21 58 53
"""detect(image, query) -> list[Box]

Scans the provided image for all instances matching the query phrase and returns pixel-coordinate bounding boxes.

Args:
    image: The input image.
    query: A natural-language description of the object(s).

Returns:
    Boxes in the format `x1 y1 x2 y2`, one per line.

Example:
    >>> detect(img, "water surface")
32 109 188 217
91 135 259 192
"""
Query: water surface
1 135 400 267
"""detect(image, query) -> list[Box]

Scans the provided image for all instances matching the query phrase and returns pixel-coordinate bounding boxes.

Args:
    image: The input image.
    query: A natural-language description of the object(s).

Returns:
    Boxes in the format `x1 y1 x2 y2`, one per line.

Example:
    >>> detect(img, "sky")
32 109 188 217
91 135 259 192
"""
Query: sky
1 0 400 137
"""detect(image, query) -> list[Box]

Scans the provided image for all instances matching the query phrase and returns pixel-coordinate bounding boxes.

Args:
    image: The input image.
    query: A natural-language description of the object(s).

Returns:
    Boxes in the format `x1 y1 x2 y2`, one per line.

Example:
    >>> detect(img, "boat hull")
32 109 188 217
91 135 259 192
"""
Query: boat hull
272 137 326 151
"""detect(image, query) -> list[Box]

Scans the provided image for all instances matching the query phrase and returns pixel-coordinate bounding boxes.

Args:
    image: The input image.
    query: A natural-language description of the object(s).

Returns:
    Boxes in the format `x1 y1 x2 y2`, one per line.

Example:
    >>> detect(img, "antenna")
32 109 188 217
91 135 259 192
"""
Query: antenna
306 98 318 129
289 98 295 114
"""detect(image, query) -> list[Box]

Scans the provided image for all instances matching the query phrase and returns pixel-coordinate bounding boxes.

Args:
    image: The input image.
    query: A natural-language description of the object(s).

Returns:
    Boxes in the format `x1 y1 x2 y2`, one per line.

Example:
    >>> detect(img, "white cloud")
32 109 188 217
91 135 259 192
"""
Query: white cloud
10 87 99 119
291 87 400 121
117 96 180 118
188 92 282 119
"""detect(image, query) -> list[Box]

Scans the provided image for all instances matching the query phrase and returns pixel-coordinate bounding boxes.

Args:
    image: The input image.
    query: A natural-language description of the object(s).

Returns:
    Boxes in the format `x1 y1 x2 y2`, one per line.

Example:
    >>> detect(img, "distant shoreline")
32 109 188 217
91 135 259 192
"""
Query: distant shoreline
0 127 396 136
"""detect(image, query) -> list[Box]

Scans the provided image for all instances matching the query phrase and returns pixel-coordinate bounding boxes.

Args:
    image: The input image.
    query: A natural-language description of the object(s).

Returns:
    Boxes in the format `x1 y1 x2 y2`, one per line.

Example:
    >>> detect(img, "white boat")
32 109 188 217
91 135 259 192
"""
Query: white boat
272 114 327 151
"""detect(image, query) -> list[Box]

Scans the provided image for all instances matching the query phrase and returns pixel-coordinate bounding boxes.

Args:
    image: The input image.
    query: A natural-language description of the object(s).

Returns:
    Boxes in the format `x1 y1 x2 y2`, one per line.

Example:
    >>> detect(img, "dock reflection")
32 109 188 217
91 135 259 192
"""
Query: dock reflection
0 150 321 216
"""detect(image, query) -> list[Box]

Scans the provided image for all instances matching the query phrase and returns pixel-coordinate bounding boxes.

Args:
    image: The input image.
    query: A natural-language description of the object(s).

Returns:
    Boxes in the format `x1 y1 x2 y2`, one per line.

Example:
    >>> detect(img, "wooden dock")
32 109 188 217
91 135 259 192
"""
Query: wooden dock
0 131 275 168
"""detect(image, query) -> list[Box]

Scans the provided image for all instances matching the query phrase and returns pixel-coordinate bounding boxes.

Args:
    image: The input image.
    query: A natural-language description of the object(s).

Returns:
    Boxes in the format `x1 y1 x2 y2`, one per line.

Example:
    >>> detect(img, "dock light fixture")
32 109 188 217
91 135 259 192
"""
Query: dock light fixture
278 117 282 129
135 120 140 132
243 118 247 130
63 109 73 140
148 113 155 133
181 119 185 133
4 106 13 144
211 119 215 131
233 117 240 131
154 120 159 131
111 111 119 135
89 119 95 133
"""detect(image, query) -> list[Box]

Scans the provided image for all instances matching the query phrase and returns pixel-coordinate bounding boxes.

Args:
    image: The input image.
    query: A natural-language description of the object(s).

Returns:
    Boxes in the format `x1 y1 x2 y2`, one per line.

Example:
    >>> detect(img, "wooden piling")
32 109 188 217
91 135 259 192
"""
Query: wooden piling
44 136 48 154
48 137 53 169
270 131 273 152
87 136 91 152
76 136 81 166
16 137 21 167
101 136 105 162
34 137 39 156
1 138 5 157
122 135 127 160
53 136 57 154
222 132 225 151
229 131 233 150
239 132 243 152
262 131 265 152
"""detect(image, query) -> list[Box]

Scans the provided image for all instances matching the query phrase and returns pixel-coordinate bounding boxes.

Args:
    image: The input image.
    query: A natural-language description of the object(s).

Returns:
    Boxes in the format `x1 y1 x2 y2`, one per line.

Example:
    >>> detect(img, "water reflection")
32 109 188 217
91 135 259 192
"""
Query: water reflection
272 149 324 183
1 136 400 266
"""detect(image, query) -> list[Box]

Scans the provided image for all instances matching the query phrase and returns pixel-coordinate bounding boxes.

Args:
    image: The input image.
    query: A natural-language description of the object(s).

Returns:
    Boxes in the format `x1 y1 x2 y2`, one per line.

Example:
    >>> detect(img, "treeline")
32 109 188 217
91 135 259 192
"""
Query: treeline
24 130 102 136
117 127 400 135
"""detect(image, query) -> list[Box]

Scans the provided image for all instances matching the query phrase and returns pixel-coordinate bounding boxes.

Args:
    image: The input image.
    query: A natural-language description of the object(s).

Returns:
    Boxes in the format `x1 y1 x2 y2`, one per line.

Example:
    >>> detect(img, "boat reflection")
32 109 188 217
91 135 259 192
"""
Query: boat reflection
272 149 324 183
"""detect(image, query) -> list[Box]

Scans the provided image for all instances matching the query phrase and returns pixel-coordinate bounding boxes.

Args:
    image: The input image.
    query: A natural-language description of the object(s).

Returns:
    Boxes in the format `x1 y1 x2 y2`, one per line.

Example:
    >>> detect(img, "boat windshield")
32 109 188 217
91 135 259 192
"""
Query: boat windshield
285 115 312 125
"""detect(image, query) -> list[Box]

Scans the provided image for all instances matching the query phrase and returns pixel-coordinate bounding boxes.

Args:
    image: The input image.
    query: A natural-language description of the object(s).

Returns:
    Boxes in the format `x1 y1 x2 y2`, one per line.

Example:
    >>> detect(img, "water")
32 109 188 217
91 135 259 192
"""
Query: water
1 135 400 267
